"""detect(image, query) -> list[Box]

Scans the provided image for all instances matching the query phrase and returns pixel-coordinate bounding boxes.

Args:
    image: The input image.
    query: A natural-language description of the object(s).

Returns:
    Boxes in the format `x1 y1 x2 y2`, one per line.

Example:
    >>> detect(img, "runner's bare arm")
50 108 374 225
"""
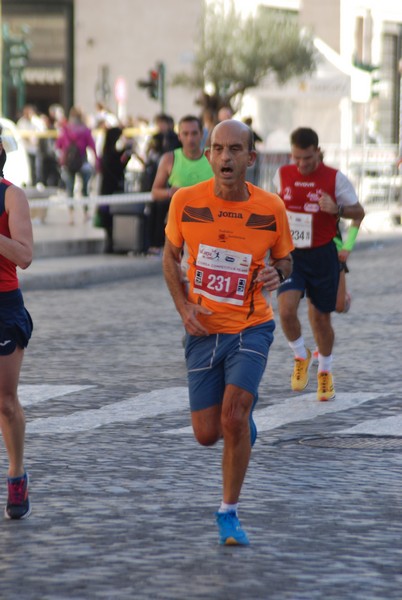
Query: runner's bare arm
257 253 293 291
0 185 33 269
151 152 177 201
319 192 365 221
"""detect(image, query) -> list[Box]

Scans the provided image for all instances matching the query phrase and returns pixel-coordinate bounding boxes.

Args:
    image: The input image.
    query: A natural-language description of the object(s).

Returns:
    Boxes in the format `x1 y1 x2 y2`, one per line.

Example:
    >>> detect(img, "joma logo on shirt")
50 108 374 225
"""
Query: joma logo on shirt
218 211 243 218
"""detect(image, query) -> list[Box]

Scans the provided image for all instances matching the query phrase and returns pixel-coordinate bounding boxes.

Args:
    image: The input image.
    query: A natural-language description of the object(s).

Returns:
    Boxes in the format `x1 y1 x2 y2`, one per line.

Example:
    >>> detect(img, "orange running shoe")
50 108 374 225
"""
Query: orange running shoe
291 349 312 391
317 371 335 401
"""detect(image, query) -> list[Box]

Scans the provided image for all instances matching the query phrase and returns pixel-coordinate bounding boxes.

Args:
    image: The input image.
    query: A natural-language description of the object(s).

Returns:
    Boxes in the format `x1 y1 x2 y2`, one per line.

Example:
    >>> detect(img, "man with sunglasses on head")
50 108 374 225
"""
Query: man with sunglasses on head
274 127 365 401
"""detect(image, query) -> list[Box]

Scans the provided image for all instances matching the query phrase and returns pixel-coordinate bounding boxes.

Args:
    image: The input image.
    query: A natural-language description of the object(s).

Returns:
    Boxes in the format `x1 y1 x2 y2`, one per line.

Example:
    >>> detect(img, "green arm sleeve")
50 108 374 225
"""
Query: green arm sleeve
342 225 360 251
333 235 343 251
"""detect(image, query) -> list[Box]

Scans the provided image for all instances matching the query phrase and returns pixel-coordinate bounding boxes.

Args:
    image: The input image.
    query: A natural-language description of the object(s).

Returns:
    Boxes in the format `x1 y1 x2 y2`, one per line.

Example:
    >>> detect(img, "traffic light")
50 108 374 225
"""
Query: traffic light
148 69 159 99
370 74 381 98
138 67 160 99
353 59 380 100
137 63 165 102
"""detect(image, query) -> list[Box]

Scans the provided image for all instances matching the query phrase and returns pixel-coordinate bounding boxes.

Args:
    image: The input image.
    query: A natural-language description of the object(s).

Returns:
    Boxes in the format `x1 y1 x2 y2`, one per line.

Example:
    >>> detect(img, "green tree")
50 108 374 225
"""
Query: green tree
174 1 316 116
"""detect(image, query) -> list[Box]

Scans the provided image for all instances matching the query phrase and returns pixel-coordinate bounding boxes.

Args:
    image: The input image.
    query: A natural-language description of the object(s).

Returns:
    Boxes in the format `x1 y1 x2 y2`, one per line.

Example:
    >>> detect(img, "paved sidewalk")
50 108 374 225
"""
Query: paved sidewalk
21 203 163 290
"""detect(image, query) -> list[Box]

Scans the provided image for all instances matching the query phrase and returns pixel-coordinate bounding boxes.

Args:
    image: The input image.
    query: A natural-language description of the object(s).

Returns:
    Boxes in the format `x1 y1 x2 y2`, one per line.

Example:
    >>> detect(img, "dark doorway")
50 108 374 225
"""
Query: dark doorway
2 0 73 120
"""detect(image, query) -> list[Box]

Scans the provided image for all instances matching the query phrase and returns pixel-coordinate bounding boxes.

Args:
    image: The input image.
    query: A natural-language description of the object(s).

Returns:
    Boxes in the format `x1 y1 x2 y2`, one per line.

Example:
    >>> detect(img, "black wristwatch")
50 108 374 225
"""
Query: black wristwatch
275 267 286 284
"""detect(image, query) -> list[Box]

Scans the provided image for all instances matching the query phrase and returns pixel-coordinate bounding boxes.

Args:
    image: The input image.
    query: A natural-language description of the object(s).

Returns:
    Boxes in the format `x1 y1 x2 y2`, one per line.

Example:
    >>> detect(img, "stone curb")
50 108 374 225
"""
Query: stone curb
18 229 402 292
19 254 163 291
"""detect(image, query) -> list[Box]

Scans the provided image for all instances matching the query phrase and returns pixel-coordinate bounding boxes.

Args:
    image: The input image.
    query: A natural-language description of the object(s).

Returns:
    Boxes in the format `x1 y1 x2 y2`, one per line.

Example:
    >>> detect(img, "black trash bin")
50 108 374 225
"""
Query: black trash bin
109 202 150 254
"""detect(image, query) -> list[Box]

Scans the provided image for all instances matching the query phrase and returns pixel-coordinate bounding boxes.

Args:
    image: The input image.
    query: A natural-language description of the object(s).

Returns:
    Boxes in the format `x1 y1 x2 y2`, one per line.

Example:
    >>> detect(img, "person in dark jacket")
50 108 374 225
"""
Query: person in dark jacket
96 127 132 252
140 114 181 192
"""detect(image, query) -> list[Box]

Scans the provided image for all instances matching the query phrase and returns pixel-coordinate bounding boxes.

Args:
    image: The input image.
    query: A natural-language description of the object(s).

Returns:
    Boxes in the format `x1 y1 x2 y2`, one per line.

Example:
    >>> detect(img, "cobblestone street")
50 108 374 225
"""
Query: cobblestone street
1 233 402 600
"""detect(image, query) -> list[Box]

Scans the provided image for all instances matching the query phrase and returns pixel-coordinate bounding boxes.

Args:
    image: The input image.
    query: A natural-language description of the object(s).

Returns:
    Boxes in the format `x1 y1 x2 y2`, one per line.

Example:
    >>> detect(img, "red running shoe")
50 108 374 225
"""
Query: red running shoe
5 472 31 520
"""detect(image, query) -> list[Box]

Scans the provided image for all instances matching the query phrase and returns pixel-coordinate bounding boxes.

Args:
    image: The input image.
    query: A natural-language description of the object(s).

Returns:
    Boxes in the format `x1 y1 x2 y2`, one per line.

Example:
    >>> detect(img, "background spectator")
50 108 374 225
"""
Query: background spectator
56 106 99 224
16 104 46 186
95 127 133 252
140 113 181 192
40 105 65 188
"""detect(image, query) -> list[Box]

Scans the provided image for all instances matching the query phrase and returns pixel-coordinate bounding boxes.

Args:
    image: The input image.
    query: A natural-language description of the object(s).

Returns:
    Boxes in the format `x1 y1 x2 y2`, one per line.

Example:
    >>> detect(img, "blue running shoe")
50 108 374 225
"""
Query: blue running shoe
215 511 250 546
249 412 257 447
5 472 31 520
250 394 258 447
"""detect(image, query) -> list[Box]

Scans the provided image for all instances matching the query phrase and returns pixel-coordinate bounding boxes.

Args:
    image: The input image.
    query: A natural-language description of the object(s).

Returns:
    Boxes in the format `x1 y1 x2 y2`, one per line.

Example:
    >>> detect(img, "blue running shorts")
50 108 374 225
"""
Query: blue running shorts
185 320 275 412
0 289 33 356
277 241 339 313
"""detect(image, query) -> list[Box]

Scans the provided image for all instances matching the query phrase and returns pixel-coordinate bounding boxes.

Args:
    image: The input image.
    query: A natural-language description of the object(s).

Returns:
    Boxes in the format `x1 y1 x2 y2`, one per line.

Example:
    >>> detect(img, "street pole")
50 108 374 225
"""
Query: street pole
398 25 402 161
0 0 2 114
158 62 166 113
398 57 402 159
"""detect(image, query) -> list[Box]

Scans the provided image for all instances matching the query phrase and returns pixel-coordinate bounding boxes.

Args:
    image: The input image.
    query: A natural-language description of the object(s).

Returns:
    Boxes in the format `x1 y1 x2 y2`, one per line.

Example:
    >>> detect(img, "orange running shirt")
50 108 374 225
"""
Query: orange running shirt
165 178 294 334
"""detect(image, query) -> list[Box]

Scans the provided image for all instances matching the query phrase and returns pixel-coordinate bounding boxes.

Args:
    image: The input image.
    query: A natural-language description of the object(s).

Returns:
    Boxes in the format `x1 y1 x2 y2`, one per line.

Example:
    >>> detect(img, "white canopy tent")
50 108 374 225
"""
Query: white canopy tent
241 37 372 151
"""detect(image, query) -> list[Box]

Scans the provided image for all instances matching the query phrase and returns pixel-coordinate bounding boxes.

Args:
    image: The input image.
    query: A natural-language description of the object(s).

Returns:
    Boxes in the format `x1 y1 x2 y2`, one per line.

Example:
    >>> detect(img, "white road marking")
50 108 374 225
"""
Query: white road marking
339 414 402 436
22 385 395 437
254 392 391 432
20 384 94 406
167 392 391 435
26 387 189 434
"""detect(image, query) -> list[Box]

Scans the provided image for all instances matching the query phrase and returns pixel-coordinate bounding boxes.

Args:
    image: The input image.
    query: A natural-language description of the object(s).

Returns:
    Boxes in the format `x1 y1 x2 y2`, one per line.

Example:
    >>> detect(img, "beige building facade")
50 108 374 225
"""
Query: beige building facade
300 0 402 147
74 0 203 123
2 0 204 123
242 0 402 148
2 0 402 149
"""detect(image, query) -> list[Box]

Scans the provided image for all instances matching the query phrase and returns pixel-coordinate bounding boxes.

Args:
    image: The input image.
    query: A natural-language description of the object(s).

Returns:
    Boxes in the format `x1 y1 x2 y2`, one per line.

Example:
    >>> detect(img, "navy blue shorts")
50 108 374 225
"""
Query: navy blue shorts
0 289 33 356
185 320 275 412
277 241 339 313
